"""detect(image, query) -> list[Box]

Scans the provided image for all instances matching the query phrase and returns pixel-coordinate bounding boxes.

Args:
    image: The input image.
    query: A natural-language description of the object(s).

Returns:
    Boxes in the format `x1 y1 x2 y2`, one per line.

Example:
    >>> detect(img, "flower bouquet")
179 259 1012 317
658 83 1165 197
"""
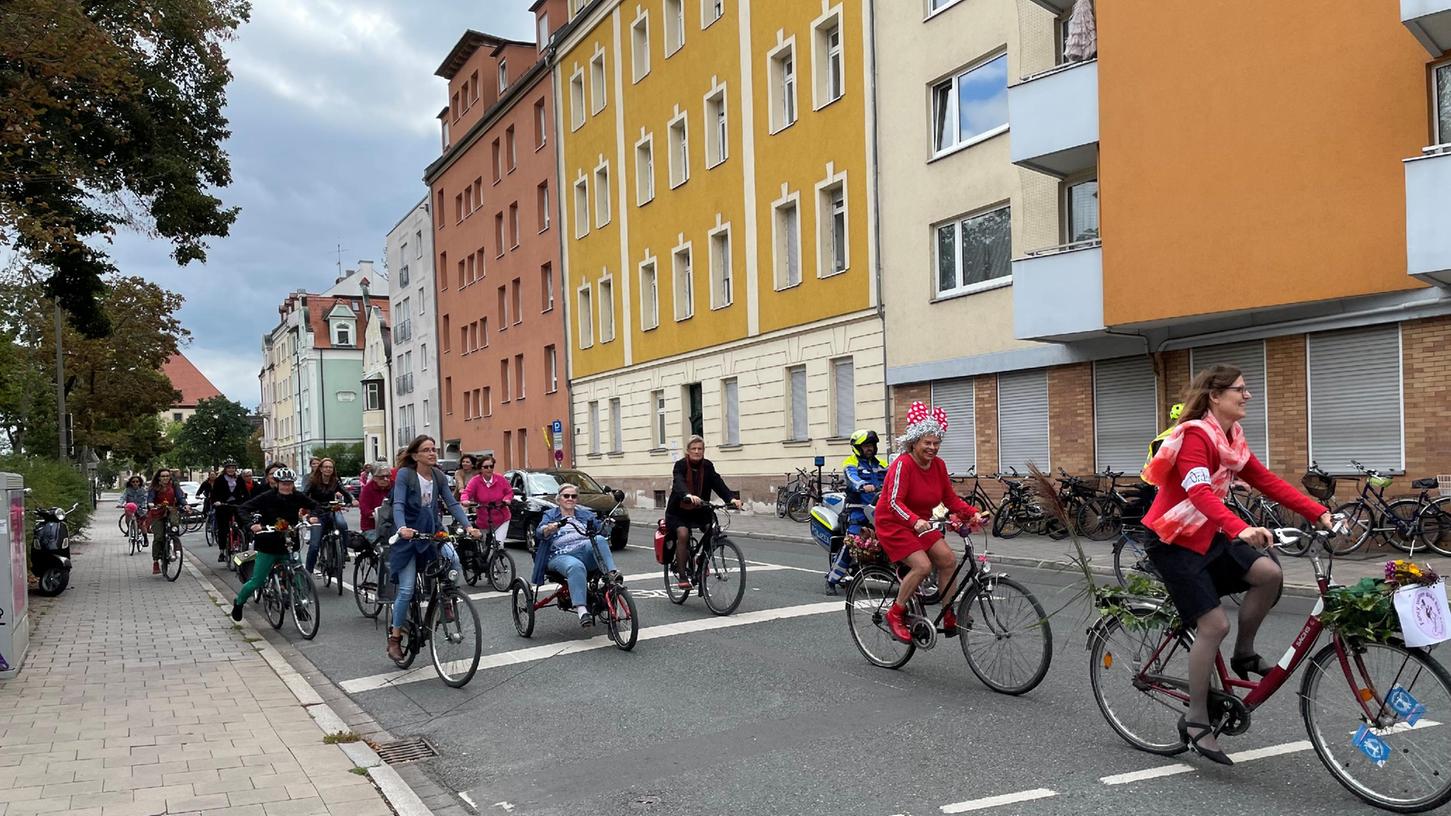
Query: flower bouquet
1320 561 1441 644
845 529 884 566
273 519 290 533
434 530 451 541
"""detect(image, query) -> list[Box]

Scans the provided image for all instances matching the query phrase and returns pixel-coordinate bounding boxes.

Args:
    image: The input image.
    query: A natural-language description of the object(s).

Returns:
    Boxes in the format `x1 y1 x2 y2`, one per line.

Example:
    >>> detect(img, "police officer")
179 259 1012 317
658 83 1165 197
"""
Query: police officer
1142 403 1184 487
828 430 888 590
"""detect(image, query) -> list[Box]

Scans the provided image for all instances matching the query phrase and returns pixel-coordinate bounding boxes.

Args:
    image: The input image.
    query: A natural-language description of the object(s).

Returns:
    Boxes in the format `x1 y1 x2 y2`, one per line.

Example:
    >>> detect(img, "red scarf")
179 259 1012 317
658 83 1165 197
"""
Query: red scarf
1141 418 1250 543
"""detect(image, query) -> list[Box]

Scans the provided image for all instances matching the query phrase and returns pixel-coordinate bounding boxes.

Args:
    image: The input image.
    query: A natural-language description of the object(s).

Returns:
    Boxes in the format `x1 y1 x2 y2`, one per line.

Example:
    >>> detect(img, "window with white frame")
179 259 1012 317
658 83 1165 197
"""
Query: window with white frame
498 61 508 93
813 11 844 108
830 357 854 437
598 277 615 342
364 381 382 411
773 198 802 288
932 53 1008 154
577 285 594 348
537 181 551 232
594 163 611 226
652 390 668 447
589 400 601 454
569 70 585 129
414 230 422 257
546 345 558 392
1066 179 1099 243
768 45 797 132
639 259 660 330
541 263 554 311
590 52 607 113
1437 62 1451 146
609 398 622 452
632 14 650 82
664 0 684 55
818 179 847 275
668 115 689 187
722 378 739 445
537 13 550 48
573 178 589 238
636 135 655 204
786 365 808 441
705 87 728 167
332 319 354 346
507 126 517 170
673 246 694 320
534 99 548 147
703 0 723 26
709 227 732 308
935 204 1010 296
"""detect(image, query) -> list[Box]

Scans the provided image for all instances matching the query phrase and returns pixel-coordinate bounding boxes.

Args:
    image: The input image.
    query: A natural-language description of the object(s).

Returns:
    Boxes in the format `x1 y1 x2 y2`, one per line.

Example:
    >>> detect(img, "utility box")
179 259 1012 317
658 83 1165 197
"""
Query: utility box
0 472 27 679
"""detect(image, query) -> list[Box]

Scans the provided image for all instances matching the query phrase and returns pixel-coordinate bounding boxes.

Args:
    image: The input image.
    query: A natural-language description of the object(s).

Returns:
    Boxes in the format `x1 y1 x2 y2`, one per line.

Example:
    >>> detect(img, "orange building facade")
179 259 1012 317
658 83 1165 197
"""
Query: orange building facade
426 3 573 470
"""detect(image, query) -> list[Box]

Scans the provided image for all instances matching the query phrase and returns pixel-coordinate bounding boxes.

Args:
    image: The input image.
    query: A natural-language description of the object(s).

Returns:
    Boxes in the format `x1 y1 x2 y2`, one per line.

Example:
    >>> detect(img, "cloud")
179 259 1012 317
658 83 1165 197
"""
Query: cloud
185 344 267 407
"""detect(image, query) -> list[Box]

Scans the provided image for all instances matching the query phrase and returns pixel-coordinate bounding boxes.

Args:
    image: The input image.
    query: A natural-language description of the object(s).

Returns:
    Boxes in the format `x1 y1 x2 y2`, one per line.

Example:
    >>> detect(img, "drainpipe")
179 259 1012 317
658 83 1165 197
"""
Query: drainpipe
866 0 892 443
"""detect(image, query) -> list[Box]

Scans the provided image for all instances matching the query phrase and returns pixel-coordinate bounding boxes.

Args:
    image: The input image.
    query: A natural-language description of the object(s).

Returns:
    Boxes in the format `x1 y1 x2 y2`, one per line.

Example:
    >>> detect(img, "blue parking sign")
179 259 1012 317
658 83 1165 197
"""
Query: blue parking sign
552 419 563 435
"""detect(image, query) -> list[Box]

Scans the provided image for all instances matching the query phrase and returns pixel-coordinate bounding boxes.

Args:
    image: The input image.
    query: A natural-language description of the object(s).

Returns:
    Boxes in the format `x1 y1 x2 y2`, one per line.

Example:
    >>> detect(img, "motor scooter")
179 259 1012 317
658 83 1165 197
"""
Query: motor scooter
31 498 77 596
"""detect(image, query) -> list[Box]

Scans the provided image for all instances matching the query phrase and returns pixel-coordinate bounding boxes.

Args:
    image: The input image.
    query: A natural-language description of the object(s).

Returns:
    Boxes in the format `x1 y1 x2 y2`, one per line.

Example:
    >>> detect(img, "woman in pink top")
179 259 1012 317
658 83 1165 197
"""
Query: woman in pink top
462 453 512 543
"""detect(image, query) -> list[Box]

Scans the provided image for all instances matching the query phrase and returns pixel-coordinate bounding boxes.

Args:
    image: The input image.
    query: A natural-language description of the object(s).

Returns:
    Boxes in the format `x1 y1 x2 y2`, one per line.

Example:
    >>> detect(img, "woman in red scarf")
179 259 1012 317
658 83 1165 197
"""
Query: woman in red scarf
667 436 742 581
1142 365 1331 764
146 468 184 575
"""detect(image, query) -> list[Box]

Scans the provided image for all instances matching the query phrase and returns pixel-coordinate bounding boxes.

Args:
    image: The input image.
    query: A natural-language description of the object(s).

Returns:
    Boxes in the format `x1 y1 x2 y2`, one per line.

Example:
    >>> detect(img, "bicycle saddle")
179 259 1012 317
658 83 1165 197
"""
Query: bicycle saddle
1412 477 1439 490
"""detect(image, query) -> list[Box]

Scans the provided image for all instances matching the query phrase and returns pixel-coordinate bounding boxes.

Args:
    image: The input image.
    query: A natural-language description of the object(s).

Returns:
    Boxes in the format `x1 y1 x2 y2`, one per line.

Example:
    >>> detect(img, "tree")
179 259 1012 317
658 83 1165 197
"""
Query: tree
244 426 264 471
173 396 251 468
0 0 250 336
310 443 363 478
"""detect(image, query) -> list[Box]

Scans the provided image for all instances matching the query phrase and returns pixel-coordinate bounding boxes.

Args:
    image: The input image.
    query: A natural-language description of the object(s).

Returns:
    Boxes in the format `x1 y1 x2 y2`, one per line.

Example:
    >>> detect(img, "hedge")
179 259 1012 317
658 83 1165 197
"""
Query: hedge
0 455 93 542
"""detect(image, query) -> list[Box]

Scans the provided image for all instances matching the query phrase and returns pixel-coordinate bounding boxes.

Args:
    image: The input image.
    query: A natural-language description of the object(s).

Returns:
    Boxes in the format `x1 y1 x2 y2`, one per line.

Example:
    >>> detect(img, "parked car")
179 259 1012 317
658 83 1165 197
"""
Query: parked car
179 481 202 509
342 477 363 500
502 468 631 552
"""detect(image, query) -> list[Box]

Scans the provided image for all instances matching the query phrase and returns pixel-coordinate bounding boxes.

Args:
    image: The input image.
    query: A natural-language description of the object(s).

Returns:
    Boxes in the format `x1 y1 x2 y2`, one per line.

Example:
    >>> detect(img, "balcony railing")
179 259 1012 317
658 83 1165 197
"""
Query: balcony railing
393 321 412 343
1405 145 1451 285
1007 58 1099 178
1011 240 1105 341
394 372 414 395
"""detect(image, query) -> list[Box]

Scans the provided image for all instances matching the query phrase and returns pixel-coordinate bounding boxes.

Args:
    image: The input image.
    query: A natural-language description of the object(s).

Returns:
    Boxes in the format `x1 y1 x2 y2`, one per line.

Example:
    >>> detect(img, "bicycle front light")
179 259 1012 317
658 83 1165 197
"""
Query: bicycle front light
448 569 460 583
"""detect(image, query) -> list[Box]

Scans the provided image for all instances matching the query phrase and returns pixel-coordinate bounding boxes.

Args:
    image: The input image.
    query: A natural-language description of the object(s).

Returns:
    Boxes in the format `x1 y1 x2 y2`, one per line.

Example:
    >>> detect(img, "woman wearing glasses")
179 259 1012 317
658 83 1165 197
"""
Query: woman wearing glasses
146 469 185 575
533 486 621 627
461 454 511 543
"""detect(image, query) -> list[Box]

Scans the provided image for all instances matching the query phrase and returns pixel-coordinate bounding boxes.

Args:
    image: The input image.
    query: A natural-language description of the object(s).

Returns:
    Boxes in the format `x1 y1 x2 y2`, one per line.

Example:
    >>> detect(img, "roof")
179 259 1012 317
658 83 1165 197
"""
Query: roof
435 30 531 79
162 353 224 408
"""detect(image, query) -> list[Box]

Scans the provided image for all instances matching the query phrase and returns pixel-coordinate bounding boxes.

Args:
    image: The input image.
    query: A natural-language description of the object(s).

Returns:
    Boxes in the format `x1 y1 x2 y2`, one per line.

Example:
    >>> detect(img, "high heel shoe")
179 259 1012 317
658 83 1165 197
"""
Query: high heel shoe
1177 716 1233 766
1230 652 1273 680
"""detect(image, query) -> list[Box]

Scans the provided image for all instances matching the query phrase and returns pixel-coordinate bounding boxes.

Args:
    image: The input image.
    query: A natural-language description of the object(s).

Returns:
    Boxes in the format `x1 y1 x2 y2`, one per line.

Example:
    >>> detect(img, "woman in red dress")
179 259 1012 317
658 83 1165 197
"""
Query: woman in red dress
874 402 987 642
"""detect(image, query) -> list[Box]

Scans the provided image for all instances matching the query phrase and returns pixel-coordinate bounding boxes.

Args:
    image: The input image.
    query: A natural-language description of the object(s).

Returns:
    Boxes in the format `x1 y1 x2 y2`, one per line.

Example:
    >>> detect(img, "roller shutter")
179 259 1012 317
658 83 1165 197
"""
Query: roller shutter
1191 341 1269 466
1093 357 1157 473
931 378 976 475
1308 325 1402 473
998 370 1050 474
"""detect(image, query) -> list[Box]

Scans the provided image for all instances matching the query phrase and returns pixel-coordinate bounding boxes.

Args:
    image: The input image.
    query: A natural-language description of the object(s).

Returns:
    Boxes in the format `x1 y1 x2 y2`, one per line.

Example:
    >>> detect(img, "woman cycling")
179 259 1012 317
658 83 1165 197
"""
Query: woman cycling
533 484 621 627
1142 365 1332 765
303 457 353 574
874 402 987 643
452 453 479 499
120 476 148 538
666 436 742 584
461 453 511 542
230 468 319 622
388 435 480 661
146 469 185 576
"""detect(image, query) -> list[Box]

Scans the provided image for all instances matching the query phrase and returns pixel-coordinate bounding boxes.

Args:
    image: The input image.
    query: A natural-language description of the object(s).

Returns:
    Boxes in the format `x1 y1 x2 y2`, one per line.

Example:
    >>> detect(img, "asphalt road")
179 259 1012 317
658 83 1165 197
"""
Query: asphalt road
186 510 1417 816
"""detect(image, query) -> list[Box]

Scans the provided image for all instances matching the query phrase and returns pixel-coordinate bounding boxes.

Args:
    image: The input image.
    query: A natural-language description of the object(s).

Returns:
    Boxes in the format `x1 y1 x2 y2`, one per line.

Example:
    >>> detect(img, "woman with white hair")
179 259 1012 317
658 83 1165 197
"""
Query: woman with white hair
874 402 987 643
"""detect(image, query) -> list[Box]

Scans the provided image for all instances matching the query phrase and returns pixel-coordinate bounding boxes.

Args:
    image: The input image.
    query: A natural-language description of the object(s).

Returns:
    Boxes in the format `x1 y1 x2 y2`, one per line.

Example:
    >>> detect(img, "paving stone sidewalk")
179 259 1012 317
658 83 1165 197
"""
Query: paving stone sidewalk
0 506 398 816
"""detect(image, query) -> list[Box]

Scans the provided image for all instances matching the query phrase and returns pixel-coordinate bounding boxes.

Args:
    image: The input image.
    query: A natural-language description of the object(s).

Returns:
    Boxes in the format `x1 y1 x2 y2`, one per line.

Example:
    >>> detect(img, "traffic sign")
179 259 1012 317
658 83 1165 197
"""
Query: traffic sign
551 419 563 435
554 449 564 463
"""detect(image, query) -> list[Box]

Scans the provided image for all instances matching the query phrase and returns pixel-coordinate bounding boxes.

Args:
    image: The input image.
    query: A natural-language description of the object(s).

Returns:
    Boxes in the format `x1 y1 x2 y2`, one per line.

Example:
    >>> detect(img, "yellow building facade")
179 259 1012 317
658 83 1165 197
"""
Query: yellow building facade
555 0 882 499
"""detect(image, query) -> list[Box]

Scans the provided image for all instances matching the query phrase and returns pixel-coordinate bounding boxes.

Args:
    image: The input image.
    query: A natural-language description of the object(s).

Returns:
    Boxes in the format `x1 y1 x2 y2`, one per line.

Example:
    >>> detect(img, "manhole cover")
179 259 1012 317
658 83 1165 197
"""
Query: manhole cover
374 737 437 764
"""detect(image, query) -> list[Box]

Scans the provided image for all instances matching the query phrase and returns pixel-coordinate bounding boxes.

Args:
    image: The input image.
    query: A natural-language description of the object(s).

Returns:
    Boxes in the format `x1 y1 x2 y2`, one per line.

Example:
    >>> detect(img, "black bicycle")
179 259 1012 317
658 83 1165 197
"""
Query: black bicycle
315 502 347 596
664 504 747 615
249 519 320 640
351 530 385 619
460 501 517 591
157 509 184 582
385 542 483 688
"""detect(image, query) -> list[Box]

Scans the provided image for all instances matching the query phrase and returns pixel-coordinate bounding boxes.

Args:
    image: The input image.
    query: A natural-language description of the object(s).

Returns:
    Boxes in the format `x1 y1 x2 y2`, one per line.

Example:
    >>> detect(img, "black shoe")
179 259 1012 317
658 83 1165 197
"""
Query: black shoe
580 614 594 628
1177 716 1233 766
607 570 623 586
1230 653 1273 681
230 603 244 622
217 551 227 563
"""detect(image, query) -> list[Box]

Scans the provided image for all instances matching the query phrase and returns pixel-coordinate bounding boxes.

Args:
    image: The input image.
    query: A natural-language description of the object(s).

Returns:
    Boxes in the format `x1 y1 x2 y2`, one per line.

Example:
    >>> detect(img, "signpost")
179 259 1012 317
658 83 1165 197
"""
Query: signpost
551 420 565 465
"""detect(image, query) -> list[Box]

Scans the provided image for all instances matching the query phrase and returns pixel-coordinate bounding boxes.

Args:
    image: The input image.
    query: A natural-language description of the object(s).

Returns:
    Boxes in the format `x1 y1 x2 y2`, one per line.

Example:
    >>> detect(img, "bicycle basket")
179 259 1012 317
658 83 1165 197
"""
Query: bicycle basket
1301 472 1337 500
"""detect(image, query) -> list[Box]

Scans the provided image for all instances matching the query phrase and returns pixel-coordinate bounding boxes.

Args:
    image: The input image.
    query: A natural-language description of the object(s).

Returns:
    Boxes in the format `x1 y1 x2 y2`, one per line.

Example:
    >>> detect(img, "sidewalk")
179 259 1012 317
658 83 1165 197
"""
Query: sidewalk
0 503 420 816
724 511 1451 595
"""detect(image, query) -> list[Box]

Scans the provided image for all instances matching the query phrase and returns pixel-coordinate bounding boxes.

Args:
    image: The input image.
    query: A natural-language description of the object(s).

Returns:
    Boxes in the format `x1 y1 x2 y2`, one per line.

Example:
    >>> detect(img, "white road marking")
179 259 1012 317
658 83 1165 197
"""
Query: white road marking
457 791 477 810
1101 735 1368 787
1228 740 1312 762
939 788 1057 813
337 600 842 693
491 802 514 812
1099 764 1193 785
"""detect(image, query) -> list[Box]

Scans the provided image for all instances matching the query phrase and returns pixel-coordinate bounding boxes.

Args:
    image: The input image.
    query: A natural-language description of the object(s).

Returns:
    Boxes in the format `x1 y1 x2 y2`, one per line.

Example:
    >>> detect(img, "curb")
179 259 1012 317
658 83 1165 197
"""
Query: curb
182 553 436 816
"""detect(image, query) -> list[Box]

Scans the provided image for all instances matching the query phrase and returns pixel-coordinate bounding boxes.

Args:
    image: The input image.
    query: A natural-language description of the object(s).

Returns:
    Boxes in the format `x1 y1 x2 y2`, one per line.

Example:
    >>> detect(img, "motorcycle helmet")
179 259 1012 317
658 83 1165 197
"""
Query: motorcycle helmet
1168 403 1184 422
273 467 297 483
850 429 879 457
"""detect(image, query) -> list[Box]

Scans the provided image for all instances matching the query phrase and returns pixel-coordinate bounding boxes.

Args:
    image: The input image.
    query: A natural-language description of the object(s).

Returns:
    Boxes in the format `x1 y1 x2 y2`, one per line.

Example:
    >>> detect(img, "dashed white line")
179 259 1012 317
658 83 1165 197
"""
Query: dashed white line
457 791 478 810
939 788 1058 813
465 562 796 601
1099 764 1193 786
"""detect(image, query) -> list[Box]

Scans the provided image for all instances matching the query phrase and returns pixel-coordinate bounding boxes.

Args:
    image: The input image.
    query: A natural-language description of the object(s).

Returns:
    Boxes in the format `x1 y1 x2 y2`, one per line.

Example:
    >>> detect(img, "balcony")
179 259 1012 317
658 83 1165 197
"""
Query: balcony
1403 0 1451 55
1026 0 1073 13
393 321 412 343
1011 241 1105 341
1405 146 1451 286
1008 59 1099 178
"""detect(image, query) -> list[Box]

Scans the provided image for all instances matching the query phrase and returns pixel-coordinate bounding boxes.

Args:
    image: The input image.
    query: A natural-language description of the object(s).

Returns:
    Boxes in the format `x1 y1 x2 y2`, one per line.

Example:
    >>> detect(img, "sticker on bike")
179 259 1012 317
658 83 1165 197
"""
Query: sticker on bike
1352 724 1391 768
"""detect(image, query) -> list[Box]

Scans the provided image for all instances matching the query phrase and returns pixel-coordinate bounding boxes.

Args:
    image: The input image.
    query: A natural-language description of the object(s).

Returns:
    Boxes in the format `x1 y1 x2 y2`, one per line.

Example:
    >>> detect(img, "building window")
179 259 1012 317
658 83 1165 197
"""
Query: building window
498 285 508 330
773 197 802 289
589 401 601 454
768 44 797 132
503 430 512 469
818 179 847 276
420 342 428 370
498 60 508 93
492 139 502 182
506 125 517 171
570 69 585 129
534 99 547 147
481 316 489 346
636 135 655 204
664 0 684 55
703 0 723 27
935 204 1011 296
414 231 422 257
494 212 505 256
332 321 353 346
932 53 1008 155
445 376 453 415
509 202 520 248
442 315 451 351
609 398 622 452
813 11 844 108
398 264 410 287
574 177 589 238
537 12 550 48
438 251 447 289
830 357 854 437
546 345 558 392
537 181 551 232
705 87 728 167
541 263 555 311
511 278 522 325
786 365 808 441
722 378 739 445
578 286 594 348
653 390 668 447
673 246 694 320
709 227 732 308
640 259 660 330
998 370 1050 473
482 386 492 416
1308 325 1403 472
931 378 976 473
594 162 611 226
1066 178 1100 243
590 52 607 113
599 277 615 342
500 359 511 402
632 13 650 82
515 353 526 399
668 114 689 188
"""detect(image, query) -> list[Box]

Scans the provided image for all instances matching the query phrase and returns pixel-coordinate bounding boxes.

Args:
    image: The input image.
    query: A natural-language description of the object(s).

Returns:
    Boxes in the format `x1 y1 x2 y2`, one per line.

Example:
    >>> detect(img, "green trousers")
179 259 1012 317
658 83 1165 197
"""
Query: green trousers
235 551 281 606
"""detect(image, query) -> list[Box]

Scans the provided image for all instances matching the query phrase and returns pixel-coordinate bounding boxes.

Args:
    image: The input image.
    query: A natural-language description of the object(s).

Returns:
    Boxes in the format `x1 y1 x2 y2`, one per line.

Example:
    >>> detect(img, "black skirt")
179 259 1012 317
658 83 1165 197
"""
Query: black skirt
1147 533 1267 625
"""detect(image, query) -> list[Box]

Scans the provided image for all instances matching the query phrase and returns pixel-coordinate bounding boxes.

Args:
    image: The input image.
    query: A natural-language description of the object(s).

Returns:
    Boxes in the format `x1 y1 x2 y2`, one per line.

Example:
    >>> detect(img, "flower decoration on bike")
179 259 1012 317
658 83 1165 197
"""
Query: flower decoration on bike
844 529 882 564
1385 559 1440 588
273 519 290 532
434 530 451 541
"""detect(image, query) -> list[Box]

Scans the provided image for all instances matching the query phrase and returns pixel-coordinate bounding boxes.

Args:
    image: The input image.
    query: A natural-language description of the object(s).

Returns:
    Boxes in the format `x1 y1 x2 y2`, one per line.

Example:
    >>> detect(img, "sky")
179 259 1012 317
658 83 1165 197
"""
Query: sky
108 0 536 409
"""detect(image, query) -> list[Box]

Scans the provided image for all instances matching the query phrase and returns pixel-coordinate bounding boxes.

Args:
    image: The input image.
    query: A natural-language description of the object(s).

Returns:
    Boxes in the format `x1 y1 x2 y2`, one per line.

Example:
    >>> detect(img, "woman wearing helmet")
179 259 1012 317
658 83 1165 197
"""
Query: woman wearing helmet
231 468 319 621
829 430 887 591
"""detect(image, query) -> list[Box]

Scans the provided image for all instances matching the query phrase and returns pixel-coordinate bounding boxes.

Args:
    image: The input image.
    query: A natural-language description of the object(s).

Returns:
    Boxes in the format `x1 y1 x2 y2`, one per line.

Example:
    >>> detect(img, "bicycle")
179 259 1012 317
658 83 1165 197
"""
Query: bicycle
385 534 483 687
664 503 747 615
845 515 1053 695
460 501 517 592
122 504 149 557
314 502 347 596
155 510 183 582
249 518 321 640
956 467 1003 520
1329 460 1451 557
1088 525 1451 812
213 502 250 572
1075 469 1131 542
351 530 385 619
992 470 1067 540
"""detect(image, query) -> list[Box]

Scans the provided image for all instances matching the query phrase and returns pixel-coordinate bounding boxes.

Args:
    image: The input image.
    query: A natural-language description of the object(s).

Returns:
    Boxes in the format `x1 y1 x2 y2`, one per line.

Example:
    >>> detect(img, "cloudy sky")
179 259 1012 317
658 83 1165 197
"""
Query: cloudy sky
109 0 536 408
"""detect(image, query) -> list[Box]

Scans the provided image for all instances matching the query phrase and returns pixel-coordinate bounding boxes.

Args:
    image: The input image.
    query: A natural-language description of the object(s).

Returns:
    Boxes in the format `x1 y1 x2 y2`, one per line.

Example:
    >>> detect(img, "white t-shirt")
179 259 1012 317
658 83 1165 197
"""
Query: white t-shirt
419 472 435 508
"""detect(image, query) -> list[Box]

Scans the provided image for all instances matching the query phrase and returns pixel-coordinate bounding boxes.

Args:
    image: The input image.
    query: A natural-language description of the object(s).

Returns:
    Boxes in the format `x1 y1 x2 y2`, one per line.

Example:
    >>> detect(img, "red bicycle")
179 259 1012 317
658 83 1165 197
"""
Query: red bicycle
1089 527 1451 812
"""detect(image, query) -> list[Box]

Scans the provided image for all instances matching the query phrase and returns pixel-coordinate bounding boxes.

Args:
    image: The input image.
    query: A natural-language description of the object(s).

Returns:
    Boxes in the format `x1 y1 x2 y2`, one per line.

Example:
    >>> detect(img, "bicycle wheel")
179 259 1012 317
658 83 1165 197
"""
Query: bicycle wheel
1416 496 1451 558
430 589 482 688
845 566 915 669
263 572 286 630
330 537 345 595
1386 499 1425 555
510 580 536 637
604 585 639 651
1112 534 1159 588
1328 501 1374 555
205 517 217 548
1300 640 1451 813
700 539 747 616
664 549 691 604
1045 515 1070 540
786 492 812 524
163 535 183 582
775 488 788 518
1077 496 1122 542
992 503 1023 540
353 555 382 619
1088 617 1194 756
290 570 320 640
958 576 1052 695
461 542 483 587
487 548 517 593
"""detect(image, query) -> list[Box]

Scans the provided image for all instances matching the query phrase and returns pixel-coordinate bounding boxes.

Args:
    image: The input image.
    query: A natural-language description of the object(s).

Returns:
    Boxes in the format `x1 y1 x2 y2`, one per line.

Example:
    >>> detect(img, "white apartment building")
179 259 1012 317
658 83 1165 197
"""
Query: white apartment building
361 304 391 466
387 198 440 451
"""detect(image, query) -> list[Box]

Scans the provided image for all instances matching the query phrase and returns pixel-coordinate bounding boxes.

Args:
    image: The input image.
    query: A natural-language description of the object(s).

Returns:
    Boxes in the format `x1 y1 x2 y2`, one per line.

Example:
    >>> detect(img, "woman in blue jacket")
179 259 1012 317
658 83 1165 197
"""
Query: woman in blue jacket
532 484 621 627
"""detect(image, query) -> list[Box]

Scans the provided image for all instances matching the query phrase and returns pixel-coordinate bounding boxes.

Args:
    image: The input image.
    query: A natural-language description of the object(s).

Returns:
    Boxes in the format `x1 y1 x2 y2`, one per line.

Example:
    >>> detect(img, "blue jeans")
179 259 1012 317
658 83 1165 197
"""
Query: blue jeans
305 511 349 572
391 542 462 629
547 537 617 608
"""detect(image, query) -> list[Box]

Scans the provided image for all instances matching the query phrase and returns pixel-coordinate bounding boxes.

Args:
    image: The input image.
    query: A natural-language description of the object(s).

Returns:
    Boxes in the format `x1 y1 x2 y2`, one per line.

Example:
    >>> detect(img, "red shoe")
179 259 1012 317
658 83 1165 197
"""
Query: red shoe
152 561 161 575
941 607 958 638
885 603 912 643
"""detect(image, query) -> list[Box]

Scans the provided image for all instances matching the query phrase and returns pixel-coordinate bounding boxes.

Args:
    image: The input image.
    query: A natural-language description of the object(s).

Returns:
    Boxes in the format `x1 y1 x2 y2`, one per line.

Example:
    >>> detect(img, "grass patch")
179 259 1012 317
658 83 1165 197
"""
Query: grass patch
243 636 261 643
323 731 361 745
349 767 369 775
231 623 242 630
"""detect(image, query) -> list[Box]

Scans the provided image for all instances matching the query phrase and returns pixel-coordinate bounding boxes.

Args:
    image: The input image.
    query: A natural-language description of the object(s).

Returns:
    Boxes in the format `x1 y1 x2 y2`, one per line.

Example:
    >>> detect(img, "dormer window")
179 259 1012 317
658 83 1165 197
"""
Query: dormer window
498 61 508 93
333 321 353 346
326 303 357 347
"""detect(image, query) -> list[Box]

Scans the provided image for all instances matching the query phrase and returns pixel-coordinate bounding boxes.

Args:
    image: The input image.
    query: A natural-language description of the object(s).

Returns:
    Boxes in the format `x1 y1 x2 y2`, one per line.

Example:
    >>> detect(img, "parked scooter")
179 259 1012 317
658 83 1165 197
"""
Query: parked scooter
31 498 77 596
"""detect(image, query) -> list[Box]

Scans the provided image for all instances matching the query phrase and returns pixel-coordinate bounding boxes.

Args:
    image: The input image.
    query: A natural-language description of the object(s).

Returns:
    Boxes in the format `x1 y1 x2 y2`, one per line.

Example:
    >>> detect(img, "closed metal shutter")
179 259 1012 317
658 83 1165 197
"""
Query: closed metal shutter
790 366 808 440
1191 341 1269 466
931 378 976 474
1309 325 1403 473
1093 357 1157 473
833 358 855 437
998 370 1050 474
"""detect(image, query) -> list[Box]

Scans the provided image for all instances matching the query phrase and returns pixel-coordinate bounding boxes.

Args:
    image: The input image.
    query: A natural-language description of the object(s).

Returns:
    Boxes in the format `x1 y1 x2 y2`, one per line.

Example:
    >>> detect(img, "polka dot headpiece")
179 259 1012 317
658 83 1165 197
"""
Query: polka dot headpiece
897 401 949 450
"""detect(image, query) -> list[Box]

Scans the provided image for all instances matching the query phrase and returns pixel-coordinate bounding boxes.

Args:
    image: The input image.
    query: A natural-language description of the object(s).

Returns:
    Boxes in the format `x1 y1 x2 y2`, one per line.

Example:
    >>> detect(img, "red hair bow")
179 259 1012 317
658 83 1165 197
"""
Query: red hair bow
905 401 949 431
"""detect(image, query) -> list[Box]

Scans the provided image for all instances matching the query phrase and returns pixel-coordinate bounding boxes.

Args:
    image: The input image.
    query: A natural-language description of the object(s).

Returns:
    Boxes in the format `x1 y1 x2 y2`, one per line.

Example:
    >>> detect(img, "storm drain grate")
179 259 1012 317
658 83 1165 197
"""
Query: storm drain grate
374 737 437 764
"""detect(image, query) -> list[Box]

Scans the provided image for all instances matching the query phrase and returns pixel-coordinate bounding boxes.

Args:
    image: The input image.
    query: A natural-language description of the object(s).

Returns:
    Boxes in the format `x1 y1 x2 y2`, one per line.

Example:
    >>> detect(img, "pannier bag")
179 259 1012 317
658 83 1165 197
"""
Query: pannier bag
653 518 669 564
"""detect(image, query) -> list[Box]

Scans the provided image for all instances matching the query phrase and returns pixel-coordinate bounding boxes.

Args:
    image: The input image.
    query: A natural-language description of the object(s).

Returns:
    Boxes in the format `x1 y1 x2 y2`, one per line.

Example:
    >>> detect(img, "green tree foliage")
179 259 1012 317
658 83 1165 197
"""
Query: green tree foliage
244 426 264 470
0 454 92 540
310 443 363 479
173 396 251 468
0 0 250 336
